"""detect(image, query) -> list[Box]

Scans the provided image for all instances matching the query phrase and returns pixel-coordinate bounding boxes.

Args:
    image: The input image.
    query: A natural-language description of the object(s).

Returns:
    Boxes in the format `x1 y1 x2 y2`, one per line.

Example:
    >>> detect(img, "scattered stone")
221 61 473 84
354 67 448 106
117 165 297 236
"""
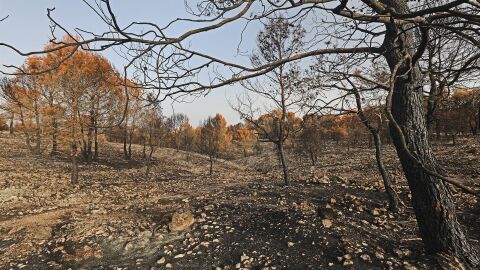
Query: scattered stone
375 251 385 260
343 259 354 267
124 241 134 251
371 208 381 216
322 219 333 228
360 254 372 263
170 210 195 232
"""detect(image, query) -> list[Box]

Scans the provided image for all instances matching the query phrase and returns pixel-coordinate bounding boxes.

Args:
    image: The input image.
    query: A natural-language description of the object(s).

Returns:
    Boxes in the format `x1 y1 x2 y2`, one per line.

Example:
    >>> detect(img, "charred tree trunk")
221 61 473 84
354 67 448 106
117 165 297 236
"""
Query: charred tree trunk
71 143 79 184
309 150 316 167
276 142 290 186
373 132 399 212
123 110 130 160
94 120 98 161
352 81 399 212
426 63 440 137
51 118 58 156
86 110 94 164
33 98 41 155
8 113 14 135
128 130 133 159
383 1 479 265
19 109 33 153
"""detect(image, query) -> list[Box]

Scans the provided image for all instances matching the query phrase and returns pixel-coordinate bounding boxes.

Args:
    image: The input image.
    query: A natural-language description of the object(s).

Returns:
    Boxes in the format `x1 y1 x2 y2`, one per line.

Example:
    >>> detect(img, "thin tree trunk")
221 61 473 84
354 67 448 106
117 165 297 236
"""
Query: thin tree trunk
276 142 290 186
309 150 316 166
128 130 133 159
71 90 80 185
94 120 98 160
86 110 94 163
33 98 41 155
383 1 479 265
9 113 14 135
71 143 79 184
19 109 33 153
373 133 399 212
352 83 399 212
51 118 58 156
123 110 130 160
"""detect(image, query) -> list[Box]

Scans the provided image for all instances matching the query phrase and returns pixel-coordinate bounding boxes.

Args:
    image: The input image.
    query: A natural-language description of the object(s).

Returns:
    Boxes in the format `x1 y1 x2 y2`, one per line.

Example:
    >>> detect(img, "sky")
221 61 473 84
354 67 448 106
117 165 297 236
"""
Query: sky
0 0 263 126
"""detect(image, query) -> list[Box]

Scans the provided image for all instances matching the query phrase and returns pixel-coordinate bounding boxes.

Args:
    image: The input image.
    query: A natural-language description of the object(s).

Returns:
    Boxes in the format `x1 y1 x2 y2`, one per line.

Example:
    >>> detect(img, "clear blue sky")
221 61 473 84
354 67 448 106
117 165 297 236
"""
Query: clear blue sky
0 0 262 126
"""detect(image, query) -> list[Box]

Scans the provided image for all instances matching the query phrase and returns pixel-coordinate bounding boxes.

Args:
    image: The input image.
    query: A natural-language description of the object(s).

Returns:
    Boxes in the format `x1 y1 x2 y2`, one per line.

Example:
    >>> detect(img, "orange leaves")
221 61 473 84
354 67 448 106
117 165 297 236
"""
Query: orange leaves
198 113 232 156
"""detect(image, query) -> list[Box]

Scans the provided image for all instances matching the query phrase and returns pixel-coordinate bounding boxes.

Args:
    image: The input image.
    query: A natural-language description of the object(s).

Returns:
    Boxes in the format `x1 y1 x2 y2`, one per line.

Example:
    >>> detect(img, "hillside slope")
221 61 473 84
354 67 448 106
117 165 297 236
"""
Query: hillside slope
0 133 479 269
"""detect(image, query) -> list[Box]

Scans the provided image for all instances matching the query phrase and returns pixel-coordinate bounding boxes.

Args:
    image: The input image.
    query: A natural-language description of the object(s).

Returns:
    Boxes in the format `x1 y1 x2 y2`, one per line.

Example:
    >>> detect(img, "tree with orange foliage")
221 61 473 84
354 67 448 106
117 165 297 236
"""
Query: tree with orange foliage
47 42 122 182
0 76 42 154
436 88 480 143
179 121 196 161
298 114 325 166
230 123 256 157
198 113 231 175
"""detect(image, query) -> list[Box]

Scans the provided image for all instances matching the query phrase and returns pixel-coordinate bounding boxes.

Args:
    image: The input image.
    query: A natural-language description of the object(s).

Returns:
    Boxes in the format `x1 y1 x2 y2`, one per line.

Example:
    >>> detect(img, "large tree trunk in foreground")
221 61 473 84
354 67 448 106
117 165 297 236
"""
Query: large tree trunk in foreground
276 142 290 186
372 132 399 212
383 1 479 266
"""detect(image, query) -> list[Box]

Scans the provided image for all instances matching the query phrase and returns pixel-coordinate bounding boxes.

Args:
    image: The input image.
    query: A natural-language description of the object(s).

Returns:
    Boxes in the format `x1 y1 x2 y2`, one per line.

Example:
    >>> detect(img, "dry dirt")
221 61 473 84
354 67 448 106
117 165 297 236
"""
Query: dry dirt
0 132 479 270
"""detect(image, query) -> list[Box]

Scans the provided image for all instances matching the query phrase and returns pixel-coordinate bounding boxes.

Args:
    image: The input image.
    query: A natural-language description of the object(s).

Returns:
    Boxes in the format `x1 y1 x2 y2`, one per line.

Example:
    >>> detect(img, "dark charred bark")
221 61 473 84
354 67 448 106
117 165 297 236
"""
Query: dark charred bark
71 142 79 184
309 150 316 166
51 118 58 156
123 109 130 160
94 120 98 161
86 110 94 164
373 133 399 212
142 137 146 159
276 142 290 186
33 98 41 155
8 113 14 135
382 1 479 266
351 79 399 212
19 110 33 153
128 130 133 159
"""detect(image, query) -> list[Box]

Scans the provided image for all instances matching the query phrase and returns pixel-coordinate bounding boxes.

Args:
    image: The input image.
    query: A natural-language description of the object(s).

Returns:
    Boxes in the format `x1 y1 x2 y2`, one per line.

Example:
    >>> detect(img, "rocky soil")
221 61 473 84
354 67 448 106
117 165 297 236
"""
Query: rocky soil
0 133 479 270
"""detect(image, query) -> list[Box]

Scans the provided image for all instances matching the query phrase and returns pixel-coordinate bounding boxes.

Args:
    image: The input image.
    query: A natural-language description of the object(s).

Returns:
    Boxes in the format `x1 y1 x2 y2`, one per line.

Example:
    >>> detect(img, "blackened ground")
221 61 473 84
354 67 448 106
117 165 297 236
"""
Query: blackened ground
0 133 478 270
